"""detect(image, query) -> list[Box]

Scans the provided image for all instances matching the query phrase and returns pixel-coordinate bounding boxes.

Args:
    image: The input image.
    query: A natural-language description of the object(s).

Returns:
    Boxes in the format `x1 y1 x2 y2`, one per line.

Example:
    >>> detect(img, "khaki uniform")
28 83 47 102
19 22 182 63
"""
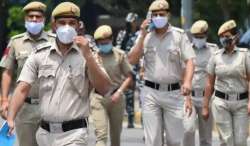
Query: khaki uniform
90 48 132 146
183 43 218 146
207 47 250 146
17 41 93 146
138 26 196 146
0 31 55 146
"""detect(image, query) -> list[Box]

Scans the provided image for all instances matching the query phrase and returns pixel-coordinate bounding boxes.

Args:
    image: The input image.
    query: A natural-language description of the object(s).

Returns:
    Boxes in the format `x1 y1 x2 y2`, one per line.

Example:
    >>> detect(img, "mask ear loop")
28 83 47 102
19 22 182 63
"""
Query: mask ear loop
231 33 240 45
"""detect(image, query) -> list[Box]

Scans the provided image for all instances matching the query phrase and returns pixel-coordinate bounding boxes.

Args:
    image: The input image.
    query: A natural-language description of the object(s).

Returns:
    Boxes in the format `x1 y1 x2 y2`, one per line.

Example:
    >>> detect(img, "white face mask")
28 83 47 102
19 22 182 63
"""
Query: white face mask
152 16 168 29
192 37 207 49
25 21 44 35
56 25 77 44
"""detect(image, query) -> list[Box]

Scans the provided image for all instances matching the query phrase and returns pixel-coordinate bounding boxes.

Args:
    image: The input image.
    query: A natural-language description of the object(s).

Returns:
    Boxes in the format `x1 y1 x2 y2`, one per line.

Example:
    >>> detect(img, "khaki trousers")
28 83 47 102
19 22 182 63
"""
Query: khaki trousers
142 86 184 146
183 98 213 146
212 96 249 146
15 103 40 146
36 127 88 146
90 92 125 146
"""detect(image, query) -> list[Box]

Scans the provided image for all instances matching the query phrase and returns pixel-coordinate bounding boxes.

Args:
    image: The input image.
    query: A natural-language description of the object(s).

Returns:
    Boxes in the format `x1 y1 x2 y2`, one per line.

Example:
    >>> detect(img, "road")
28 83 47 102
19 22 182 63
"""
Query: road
2 117 250 146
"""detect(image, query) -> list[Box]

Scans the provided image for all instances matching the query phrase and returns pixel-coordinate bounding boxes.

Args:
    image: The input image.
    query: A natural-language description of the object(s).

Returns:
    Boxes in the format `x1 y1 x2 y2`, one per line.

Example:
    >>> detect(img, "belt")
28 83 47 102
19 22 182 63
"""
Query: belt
144 80 180 91
192 90 204 97
94 88 118 95
40 119 87 133
25 97 39 104
215 90 248 100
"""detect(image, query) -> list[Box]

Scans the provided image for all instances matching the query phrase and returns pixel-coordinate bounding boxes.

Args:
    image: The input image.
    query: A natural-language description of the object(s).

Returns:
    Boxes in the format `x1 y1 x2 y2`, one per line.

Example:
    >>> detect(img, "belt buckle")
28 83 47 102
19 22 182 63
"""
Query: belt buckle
159 84 168 91
194 90 203 97
31 99 39 104
227 93 238 101
49 123 63 133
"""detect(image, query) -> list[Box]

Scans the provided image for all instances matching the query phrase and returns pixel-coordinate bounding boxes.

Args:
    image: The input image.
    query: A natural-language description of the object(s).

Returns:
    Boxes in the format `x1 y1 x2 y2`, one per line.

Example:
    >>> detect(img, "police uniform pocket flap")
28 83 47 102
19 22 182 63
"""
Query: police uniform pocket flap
70 65 85 77
38 65 57 78
168 48 180 61
16 51 30 59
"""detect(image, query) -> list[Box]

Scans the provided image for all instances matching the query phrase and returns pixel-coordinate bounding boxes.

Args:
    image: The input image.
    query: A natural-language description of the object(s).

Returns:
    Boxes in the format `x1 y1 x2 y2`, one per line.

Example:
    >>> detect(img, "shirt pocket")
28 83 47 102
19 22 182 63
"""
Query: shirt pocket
38 65 57 95
215 64 228 76
68 66 86 97
16 51 30 68
235 63 247 78
168 48 180 62
144 46 156 62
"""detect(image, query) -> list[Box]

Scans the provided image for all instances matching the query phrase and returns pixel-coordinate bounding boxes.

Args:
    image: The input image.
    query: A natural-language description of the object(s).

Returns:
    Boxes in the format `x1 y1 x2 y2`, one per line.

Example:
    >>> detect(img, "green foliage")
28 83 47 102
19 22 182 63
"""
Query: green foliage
3 0 250 43
7 6 25 38
193 0 250 43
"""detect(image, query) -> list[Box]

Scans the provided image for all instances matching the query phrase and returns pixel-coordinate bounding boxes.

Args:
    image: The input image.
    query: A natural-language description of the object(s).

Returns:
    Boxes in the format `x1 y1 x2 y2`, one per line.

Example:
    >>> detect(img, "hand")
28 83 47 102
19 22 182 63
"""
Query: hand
73 36 91 55
202 106 209 120
248 101 250 116
140 19 150 37
181 82 192 96
111 90 122 104
184 96 192 117
7 118 15 136
0 99 9 120
139 72 144 80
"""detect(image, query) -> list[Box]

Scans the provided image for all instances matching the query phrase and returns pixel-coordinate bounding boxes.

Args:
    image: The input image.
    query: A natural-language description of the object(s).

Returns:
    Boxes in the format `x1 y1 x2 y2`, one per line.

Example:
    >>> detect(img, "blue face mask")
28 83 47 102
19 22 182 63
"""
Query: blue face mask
25 21 44 35
98 43 113 54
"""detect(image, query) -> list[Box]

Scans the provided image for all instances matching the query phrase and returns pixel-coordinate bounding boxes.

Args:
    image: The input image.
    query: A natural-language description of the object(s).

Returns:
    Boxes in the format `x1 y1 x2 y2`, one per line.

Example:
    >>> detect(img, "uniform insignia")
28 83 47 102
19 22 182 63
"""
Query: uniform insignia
35 42 52 53
11 33 25 40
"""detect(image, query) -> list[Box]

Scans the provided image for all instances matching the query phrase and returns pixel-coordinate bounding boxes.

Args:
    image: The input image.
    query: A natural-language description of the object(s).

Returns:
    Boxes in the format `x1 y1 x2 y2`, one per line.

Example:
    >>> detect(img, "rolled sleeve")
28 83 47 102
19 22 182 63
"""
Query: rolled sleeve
206 55 216 75
17 53 38 84
180 33 196 61
0 40 16 70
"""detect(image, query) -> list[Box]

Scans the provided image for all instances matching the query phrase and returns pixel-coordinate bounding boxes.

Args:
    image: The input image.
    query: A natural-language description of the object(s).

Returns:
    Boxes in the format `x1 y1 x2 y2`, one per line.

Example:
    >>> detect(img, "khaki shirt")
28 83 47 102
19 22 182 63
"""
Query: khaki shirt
140 26 196 84
98 48 132 88
18 41 92 122
207 47 250 93
0 31 55 98
192 43 218 90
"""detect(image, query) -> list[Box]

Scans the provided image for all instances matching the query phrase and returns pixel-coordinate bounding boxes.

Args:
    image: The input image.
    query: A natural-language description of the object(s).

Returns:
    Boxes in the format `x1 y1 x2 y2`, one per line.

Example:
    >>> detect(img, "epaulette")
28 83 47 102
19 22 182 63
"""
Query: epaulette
206 43 218 48
171 26 185 33
35 42 52 53
47 32 56 38
214 49 224 55
10 33 25 40
237 47 248 52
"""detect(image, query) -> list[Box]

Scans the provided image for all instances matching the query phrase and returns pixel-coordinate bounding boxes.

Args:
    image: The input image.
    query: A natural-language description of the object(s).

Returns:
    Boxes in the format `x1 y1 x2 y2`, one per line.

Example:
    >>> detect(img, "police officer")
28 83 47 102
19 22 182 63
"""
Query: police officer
128 0 196 146
202 20 250 146
183 20 218 146
0 2 55 146
116 12 139 128
116 12 139 52
91 25 133 146
6 2 111 146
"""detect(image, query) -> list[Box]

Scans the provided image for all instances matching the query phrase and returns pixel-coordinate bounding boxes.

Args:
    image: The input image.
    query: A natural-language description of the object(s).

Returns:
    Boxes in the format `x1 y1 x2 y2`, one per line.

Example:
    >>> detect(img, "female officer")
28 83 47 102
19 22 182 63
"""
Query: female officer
202 20 250 146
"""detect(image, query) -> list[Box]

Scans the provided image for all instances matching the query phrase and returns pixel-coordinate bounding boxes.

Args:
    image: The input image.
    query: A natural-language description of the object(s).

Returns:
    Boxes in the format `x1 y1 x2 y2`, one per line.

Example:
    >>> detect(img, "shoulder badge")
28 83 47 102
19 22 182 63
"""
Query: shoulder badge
35 42 52 53
10 32 25 40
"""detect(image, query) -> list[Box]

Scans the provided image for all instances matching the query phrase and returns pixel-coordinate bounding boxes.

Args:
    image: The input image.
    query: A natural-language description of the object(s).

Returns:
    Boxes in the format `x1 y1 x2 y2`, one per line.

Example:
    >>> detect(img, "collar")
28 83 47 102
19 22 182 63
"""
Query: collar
152 24 172 38
222 47 237 54
50 40 79 56
23 31 48 41
98 49 114 56
192 44 207 50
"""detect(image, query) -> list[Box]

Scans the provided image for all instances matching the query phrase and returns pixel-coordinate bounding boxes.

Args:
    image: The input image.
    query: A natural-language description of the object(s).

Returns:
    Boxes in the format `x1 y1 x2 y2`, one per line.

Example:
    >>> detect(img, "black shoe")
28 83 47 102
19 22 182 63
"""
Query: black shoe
127 124 134 128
